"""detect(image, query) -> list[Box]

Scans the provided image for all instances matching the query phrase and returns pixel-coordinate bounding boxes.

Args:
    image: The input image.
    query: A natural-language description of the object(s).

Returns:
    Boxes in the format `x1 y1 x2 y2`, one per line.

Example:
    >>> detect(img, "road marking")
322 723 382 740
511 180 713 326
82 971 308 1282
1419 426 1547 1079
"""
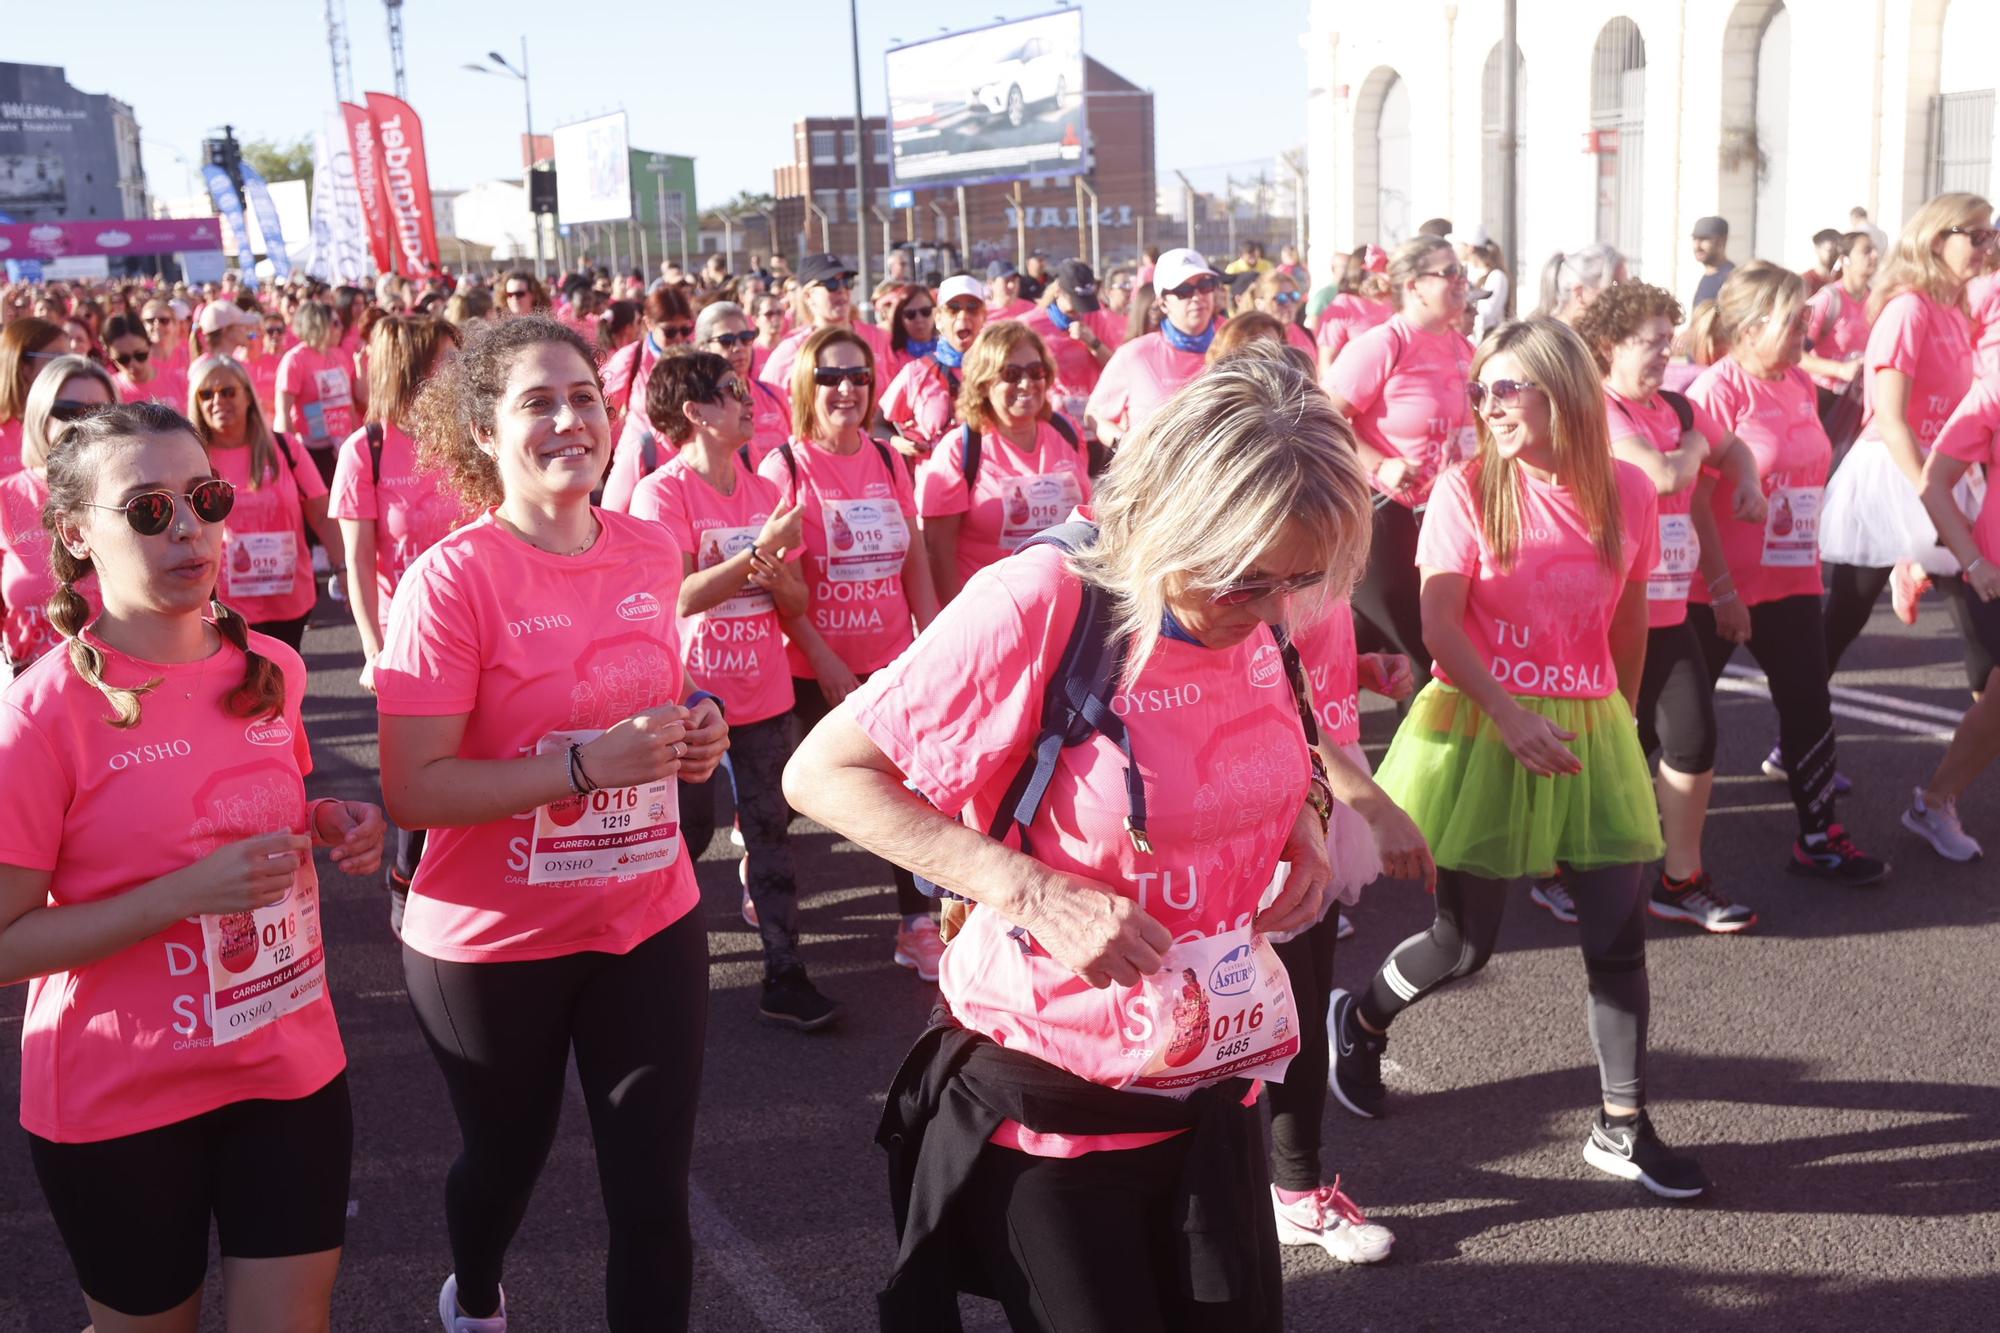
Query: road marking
1716 666 1955 741
688 1180 825 1332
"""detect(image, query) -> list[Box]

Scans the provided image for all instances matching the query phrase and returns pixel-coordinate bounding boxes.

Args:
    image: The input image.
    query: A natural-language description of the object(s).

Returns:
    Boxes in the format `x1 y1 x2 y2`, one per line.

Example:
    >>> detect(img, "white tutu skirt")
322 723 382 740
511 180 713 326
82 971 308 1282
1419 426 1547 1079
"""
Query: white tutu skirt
1325 740 1385 906
1819 438 1986 575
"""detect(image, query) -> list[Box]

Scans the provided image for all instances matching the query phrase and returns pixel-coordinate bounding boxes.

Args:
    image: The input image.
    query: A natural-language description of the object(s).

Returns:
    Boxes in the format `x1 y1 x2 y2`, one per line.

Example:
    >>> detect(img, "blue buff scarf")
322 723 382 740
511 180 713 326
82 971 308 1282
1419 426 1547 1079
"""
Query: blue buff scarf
1046 301 1073 332
904 337 938 360
1160 316 1216 355
933 341 965 369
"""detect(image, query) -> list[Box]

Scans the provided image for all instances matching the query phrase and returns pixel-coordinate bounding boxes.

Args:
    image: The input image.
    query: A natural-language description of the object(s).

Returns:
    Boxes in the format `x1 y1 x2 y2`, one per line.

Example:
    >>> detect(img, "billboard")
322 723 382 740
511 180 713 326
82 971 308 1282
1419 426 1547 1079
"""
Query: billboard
553 112 632 224
0 63 145 222
886 9 1087 189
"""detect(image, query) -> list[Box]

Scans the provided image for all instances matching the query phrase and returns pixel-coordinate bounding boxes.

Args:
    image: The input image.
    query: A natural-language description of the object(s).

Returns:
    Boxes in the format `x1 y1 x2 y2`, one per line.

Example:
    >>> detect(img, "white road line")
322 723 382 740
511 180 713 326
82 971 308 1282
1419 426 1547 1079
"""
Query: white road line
688 1180 826 1332
1715 671 1954 741
1722 663 1970 726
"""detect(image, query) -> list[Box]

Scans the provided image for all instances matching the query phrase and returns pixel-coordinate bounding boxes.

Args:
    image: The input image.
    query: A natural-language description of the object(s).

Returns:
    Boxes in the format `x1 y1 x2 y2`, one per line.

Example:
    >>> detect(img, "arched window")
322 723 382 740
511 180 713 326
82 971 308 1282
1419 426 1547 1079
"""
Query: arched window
1719 1 1790 261
1932 0 1999 195
1481 44 1527 258
1591 19 1646 267
1354 68 1411 247
1753 6 1791 259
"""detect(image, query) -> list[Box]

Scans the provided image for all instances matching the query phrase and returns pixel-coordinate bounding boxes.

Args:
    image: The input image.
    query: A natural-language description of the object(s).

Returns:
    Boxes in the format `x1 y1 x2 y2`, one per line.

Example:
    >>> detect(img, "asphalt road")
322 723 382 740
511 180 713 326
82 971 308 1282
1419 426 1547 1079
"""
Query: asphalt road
2 589 1997 1331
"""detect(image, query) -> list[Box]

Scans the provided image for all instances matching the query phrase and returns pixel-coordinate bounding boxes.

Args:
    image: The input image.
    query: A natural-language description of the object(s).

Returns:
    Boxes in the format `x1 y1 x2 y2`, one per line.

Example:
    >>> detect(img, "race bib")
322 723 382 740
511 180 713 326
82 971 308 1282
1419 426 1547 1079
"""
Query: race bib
696 524 773 618
999 472 1083 552
301 400 331 444
202 875 327 1046
529 729 680 884
1762 486 1821 568
1649 513 1700 602
224 530 297 598
823 497 909 582
1125 926 1299 1096
314 366 348 401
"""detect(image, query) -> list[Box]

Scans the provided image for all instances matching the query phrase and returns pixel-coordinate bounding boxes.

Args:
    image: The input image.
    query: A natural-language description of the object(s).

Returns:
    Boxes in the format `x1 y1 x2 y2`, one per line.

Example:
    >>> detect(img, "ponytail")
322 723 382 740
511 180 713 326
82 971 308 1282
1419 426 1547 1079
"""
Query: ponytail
47 538 154 729
210 597 288 721
1684 301 1727 366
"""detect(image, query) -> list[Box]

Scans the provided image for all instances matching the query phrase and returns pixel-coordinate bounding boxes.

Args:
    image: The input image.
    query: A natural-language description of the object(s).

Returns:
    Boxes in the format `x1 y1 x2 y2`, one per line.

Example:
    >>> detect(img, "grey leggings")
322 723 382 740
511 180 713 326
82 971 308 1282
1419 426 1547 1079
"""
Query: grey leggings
1357 864 1651 1106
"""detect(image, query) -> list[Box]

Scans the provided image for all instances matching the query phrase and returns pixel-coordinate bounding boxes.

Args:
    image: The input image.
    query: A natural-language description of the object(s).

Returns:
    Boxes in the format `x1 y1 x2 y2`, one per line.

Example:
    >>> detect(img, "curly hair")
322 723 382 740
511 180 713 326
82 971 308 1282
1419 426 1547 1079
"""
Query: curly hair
409 315 599 510
1570 282 1685 374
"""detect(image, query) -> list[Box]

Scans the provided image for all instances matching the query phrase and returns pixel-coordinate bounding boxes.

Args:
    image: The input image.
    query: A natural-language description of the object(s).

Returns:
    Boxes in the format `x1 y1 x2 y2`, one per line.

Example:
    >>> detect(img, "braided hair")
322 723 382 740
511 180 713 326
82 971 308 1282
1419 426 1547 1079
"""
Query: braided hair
42 402 287 728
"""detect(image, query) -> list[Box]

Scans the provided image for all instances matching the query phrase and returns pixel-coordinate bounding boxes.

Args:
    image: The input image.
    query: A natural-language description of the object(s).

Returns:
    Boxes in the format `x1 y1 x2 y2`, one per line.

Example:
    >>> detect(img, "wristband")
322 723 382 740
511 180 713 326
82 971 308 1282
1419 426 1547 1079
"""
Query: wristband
566 742 598 795
686 689 725 718
1968 556 1990 576
1712 591 1740 607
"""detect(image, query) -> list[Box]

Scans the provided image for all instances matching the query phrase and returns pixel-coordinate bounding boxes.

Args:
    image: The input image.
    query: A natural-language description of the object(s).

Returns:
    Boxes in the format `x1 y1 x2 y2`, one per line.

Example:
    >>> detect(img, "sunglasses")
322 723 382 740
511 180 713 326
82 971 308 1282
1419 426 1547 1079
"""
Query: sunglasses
1948 226 1999 248
998 363 1049 385
504 287 535 299
717 379 753 405
813 277 852 293
112 348 151 366
1165 276 1219 299
81 478 235 536
1273 291 1302 305
706 329 758 350
812 366 872 389
141 315 174 326
265 325 285 337
1418 265 1467 283
901 305 936 320
659 323 694 340
49 400 102 424
1209 569 1326 607
1467 378 1540 408
195 385 241 402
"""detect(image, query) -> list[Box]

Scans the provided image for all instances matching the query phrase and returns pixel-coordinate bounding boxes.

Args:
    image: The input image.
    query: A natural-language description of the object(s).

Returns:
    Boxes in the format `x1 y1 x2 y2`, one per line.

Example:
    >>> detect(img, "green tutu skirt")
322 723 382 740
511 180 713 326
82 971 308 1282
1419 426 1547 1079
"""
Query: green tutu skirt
1376 683 1663 880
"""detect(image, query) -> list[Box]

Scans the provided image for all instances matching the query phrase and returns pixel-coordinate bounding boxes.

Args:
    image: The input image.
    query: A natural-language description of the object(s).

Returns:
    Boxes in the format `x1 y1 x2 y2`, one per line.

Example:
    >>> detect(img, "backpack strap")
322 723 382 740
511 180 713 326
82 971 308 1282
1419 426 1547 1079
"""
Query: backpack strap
959 422 982 490
1047 411 1080 453
640 431 659 476
365 421 385 486
269 430 297 471
1658 389 1695 435
778 441 799 494
737 443 753 469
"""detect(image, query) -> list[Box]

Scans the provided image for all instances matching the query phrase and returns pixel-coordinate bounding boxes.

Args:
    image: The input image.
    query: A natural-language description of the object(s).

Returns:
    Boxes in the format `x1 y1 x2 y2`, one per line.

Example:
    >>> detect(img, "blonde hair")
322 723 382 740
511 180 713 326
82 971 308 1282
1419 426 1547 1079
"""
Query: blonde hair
21 355 117 473
367 314 460 429
1684 261 1805 368
1466 318 1623 572
956 321 1056 434
1869 191 1993 320
188 354 283 491
1067 352 1373 678
1389 237 1455 315
789 325 876 442
292 300 335 351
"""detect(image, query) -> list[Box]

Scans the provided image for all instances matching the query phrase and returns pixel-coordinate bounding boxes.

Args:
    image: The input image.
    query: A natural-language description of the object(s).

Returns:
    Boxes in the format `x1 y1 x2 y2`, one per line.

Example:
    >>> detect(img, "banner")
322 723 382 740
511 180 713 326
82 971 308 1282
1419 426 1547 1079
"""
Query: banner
0 216 222 259
305 118 372 283
200 164 258 289
886 10 1089 188
365 91 442 277
238 162 293 279
341 101 394 274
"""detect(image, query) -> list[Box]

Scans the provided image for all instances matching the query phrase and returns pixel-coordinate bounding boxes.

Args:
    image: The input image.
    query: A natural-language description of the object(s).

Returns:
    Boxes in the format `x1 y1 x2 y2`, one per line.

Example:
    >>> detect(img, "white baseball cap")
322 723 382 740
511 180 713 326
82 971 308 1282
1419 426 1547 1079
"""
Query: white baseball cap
939 274 987 307
197 301 258 334
1153 247 1216 295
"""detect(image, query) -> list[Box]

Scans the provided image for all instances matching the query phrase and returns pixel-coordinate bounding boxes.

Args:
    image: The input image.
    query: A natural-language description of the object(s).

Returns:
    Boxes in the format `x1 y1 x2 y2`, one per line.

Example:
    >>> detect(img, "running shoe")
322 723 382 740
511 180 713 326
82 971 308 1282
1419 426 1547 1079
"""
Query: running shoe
738 856 758 928
1789 825 1890 885
1890 561 1931 627
1336 912 1355 941
759 966 841 1032
1271 1179 1395 1264
438 1275 507 1332
893 916 945 981
1529 875 1578 924
1902 789 1985 862
1761 744 1851 795
1649 872 1758 933
1327 988 1388 1119
1582 1110 1709 1199
728 821 745 850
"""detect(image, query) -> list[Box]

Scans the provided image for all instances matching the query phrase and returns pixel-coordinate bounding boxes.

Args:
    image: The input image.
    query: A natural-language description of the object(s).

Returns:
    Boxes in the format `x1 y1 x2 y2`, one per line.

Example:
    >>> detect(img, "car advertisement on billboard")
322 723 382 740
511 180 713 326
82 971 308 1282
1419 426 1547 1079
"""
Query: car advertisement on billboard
886 9 1087 189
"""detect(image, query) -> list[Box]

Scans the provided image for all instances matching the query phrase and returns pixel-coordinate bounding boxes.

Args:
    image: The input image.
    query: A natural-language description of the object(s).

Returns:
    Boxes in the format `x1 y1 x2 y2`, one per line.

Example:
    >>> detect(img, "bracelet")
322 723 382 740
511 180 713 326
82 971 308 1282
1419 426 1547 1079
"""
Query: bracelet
686 689 725 718
1712 591 1741 607
1968 556 1990 576
566 742 598 795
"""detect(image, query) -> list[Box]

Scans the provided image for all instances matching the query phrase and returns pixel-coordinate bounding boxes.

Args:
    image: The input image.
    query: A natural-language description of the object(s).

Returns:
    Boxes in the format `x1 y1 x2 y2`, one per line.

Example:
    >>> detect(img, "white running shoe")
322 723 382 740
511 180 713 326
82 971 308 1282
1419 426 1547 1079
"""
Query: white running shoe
739 856 759 927
1335 912 1355 941
1902 788 1984 862
1529 876 1577 924
1271 1179 1394 1264
438 1275 507 1332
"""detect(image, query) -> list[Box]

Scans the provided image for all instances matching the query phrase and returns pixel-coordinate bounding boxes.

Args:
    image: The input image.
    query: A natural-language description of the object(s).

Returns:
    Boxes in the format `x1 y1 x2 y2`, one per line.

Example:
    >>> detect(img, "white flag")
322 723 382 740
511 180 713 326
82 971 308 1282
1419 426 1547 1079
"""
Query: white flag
305 116 374 283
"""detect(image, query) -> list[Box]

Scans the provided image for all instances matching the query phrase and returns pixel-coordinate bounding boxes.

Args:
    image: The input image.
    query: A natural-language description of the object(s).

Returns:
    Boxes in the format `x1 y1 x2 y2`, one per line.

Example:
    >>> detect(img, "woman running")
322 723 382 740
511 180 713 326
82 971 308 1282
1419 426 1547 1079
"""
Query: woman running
1 356 112 678
1327 316 1708 1200
880 276 987 456
759 326 943 980
374 316 727 1333
1086 247 1220 448
0 401 382 1330
1683 263 1889 883
916 322 1091 603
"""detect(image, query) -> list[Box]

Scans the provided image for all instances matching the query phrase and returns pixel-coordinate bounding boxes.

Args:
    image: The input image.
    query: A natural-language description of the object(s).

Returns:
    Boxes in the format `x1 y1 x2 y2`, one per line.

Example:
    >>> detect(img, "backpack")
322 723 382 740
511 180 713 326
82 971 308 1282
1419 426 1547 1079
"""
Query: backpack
956 413 1082 490
774 436 898 494
912 521 1321 901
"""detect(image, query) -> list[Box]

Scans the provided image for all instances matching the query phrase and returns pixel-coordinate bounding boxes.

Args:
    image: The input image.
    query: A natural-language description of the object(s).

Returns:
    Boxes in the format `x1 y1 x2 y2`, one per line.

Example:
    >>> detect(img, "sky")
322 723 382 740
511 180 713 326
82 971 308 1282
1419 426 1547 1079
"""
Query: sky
11 0 1309 209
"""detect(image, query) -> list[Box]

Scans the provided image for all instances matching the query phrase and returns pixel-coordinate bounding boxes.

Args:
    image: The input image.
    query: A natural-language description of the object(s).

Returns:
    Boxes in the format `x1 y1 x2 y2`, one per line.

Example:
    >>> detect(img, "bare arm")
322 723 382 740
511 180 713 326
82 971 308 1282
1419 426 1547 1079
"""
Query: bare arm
1871 368 1925 487
1612 433 1707 496
1419 570 1582 776
1919 451 1995 591
339 518 383 663
1608 577 1649 712
925 513 965 605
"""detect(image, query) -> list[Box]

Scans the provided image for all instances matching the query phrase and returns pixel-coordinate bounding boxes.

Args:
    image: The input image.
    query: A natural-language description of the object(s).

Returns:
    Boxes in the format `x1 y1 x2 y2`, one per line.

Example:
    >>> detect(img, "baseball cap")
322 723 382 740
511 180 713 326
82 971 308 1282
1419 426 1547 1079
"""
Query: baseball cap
938 274 987 307
1362 245 1389 274
985 259 1019 281
1691 216 1729 240
197 302 257 334
797 253 858 287
1152 247 1216 295
1053 259 1101 312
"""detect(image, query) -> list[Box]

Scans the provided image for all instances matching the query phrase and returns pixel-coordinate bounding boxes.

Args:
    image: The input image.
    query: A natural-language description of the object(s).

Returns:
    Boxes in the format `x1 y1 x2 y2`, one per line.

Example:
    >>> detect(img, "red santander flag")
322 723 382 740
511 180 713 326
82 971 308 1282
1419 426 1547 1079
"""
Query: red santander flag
340 101 393 275
365 92 442 278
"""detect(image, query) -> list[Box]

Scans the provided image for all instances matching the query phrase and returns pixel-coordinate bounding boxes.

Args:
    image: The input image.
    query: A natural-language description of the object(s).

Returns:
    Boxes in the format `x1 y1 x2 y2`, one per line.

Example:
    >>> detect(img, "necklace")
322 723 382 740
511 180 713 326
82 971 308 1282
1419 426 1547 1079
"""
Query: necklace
498 511 600 556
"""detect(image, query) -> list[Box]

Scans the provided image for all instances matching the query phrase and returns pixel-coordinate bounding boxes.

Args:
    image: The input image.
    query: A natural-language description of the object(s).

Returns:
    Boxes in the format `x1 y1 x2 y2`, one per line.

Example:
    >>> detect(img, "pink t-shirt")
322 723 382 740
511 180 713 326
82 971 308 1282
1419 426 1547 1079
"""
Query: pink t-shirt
1604 387 1725 628
0 632 346 1142
1931 374 2000 566
600 381 794 515
1324 315 1475 507
1858 292 1974 452
1314 294 1393 362
327 423 464 635
1293 598 1361 747
600 337 660 447
277 344 357 451
757 438 919 678
1018 306 1125 419
757 321 895 393
1084 331 1206 442
209 436 328 625
848 544 1308 1155
880 355 961 451
1417 460 1659 699
248 351 282 420
114 363 189 412
986 297 1036 322
372 509 701 963
1686 359 1832 606
0 471 101 669
1804 285 1873 392
629 455 798 727
0 419 21 480
914 419 1092 584
1967 273 2000 382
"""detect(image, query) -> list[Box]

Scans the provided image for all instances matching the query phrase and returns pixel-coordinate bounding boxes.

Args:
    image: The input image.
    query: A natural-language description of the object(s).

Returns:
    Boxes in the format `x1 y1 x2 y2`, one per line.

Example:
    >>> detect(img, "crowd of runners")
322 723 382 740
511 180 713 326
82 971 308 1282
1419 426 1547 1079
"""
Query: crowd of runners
0 188 1996 1332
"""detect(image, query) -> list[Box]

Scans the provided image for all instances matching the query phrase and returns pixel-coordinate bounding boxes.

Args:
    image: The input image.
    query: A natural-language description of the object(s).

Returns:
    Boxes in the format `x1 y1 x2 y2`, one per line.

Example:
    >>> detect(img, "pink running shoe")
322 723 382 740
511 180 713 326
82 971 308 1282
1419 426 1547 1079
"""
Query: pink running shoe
1891 561 1931 627
893 916 944 981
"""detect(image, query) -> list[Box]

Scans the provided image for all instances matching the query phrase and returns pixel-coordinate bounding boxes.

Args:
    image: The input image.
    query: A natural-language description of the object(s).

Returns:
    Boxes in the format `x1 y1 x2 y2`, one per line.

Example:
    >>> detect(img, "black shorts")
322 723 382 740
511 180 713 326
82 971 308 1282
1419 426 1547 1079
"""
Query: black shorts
1940 574 2000 683
28 1071 352 1317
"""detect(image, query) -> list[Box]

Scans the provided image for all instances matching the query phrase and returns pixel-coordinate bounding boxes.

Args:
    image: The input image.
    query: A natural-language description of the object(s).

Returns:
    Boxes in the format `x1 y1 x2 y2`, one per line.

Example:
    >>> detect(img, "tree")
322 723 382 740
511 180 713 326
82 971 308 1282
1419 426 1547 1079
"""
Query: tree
712 189 777 216
242 136 315 195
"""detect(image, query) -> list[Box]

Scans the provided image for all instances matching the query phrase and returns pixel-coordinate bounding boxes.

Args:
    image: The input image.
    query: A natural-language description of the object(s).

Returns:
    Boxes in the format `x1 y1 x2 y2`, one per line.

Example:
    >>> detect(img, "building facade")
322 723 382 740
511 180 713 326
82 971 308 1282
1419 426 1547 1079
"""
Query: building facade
1305 0 1999 305
0 62 145 222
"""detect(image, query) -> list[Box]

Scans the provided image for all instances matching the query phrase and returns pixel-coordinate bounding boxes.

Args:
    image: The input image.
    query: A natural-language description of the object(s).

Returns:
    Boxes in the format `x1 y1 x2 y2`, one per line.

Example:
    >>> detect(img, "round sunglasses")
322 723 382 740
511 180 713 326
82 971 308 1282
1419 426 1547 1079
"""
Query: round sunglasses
81 479 235 536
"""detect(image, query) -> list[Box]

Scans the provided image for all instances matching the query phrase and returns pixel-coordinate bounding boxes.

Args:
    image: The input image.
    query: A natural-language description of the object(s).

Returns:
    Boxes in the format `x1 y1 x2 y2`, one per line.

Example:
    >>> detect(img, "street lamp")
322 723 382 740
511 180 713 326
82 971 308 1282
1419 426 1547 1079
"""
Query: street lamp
463 38 545 278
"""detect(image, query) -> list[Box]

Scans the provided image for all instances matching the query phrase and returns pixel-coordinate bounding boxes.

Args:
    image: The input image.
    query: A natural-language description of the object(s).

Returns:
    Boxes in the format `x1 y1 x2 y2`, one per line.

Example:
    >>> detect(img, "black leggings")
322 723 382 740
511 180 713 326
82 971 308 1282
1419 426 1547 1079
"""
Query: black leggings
792 674 929 917
1350 498 1431 685
680 713 805 977
1687 595 1838 838
403 909 708 1332
1357 864 1650 1107
1637 620 1717 774
1266 910 1338 1193
1824 560 1998 691
251 610 312 652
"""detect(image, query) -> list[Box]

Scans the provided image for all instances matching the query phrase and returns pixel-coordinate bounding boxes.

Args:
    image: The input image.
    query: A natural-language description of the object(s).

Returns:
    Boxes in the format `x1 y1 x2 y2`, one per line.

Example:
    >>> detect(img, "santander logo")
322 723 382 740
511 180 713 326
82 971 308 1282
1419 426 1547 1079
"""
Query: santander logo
244 717 294 747
616 591 662 622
